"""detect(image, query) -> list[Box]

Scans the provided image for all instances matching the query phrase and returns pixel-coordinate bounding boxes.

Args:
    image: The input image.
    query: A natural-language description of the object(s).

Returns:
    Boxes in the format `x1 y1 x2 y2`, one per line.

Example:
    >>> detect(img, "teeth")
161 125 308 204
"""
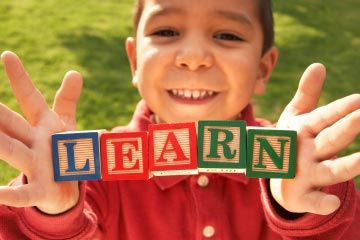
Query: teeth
192 90 200 98
169 89 216 100
171 89 178 95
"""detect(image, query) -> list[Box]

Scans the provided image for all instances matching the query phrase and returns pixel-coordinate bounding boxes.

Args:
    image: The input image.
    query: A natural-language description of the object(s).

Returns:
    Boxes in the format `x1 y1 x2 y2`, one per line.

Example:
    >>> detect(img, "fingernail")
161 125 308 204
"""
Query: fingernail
1 50 11 60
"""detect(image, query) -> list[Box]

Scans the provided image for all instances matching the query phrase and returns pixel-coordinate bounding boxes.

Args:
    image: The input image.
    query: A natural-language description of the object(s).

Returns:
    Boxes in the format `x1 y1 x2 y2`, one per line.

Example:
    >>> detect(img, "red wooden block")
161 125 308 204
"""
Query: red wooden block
100 132 148 180
149 122 198 176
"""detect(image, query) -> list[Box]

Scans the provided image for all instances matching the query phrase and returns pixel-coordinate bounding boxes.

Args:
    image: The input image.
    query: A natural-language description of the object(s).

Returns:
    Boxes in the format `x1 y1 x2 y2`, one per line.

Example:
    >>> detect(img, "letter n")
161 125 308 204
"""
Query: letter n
246 127 297 179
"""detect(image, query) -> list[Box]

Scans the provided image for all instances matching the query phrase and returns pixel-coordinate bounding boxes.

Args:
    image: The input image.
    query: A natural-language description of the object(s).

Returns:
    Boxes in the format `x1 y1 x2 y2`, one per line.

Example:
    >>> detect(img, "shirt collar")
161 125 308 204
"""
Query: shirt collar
128 100 264 190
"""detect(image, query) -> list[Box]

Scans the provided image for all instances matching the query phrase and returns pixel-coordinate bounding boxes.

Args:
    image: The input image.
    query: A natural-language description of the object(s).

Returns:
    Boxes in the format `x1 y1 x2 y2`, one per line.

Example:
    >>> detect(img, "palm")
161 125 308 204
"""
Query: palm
270 63 360 215
0 51 83 214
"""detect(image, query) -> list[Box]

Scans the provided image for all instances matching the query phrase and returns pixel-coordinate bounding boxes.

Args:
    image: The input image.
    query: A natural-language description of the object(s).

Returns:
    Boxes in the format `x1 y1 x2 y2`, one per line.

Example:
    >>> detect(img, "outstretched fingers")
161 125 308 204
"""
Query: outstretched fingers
312 153 360 187
279 63 326 120
53 71 83 130
1 51 49 125
314 108 360 158
0 132 33 175
306 94 360 137
0 184 38 208
0 103 33 146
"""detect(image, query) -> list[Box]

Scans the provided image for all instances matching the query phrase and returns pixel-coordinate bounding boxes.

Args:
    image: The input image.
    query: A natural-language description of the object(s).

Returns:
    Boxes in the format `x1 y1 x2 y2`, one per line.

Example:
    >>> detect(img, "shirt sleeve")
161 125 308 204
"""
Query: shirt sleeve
0 174 102 240
259 178 359 239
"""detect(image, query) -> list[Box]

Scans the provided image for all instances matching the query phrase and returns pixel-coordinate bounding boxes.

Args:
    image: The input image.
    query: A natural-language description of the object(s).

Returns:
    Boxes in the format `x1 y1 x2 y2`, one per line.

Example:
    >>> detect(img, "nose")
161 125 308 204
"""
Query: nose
175 38 214 71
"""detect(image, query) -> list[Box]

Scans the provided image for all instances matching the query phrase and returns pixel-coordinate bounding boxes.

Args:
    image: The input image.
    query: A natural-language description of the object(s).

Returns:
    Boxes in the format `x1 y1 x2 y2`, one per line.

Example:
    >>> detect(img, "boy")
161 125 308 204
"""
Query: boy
0 0 359 239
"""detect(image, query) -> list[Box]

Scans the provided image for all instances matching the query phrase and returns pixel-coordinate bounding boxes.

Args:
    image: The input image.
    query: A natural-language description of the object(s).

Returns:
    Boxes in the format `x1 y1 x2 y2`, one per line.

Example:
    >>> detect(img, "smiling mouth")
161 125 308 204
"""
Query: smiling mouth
168 89 218 100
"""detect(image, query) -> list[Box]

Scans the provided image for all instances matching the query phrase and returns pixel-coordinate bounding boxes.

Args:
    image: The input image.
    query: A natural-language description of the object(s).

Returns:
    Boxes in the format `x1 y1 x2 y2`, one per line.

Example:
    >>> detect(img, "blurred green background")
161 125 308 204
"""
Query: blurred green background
0 0 359 185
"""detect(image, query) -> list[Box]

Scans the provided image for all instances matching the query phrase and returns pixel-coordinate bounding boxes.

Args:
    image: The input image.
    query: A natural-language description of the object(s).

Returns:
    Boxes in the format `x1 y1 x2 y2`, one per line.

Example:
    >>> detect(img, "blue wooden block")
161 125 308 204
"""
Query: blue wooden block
52 131 101 181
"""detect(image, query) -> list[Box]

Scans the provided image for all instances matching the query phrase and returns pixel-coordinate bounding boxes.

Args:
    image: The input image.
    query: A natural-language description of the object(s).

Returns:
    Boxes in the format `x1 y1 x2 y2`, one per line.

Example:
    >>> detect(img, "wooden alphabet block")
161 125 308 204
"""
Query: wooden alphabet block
100 132 148 180
198 120 247 173
52 131 101 181
246 127 297 178
149 122 198 176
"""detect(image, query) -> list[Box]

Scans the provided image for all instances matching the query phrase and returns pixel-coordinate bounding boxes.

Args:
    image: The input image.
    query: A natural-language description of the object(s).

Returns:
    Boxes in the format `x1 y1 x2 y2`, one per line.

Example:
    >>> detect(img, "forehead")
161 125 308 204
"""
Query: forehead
140 0 260 25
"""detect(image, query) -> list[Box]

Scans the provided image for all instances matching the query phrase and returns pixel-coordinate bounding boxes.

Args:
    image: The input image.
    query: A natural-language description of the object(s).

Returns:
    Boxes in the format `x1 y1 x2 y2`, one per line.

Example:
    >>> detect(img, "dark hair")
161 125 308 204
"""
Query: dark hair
132 0 274 54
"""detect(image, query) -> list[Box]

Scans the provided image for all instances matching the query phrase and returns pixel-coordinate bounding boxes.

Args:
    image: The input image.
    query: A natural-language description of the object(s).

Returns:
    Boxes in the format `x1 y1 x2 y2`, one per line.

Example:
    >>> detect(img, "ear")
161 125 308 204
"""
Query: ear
125 37 138 87
254 47 278 95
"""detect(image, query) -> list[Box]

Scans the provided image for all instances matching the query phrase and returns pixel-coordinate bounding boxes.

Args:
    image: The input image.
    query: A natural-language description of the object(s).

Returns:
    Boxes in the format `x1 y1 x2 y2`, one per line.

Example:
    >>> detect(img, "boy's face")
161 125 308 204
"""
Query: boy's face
126 0 278 123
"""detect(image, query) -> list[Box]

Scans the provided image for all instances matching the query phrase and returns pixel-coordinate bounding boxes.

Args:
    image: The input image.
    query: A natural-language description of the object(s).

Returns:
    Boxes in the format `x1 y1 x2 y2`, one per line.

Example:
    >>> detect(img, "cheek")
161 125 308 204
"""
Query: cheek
223 54 259 88
136 44 174 93
137 42 175 68
136 45 174 83
216 46 259 74
134 46 172 101
137 47 159 72
217 51 260 108
135 48 159 90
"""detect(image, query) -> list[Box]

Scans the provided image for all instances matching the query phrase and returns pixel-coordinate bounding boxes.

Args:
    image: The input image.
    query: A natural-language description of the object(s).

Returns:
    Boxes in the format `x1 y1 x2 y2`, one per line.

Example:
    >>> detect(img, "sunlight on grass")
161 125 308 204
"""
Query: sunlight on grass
0 162 19 185
275 13 326 47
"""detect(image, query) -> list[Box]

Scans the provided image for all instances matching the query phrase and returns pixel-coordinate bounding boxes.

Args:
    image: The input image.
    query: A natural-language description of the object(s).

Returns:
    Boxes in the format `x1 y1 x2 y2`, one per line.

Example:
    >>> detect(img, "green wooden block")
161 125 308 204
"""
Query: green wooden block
246 127 297 179
198 120 247 173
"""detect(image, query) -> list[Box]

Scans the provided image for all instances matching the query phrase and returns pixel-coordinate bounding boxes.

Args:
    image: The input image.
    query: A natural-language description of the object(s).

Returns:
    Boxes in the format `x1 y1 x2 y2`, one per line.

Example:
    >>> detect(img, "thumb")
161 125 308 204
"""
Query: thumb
301 191 341 215
53 70 83 129
279 63 326 122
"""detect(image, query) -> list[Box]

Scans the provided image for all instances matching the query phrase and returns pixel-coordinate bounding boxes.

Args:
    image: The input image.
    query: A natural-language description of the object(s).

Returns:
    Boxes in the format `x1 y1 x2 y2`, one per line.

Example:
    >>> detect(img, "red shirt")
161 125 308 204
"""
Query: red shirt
1 100 359 240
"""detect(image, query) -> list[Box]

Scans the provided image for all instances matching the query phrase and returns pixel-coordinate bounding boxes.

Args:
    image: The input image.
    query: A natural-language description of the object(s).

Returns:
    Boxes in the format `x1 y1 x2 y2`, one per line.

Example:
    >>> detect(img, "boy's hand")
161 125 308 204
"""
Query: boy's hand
270 63 360 215
0 51 82 214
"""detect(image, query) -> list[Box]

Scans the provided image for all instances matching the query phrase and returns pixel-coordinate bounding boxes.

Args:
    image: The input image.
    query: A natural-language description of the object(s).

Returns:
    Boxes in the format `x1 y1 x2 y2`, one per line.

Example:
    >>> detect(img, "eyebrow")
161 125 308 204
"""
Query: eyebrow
214 10 253 27
146 6 185 21
143 6 253 29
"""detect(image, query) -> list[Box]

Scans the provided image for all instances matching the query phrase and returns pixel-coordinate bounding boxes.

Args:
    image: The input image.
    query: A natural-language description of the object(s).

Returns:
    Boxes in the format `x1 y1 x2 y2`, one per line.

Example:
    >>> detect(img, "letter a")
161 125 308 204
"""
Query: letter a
157 132 188 162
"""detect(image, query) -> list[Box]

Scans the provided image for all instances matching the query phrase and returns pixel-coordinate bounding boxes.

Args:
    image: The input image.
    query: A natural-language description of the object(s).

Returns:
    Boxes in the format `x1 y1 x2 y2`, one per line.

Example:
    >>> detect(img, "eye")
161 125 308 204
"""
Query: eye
152 29 180 37
214 32 243 41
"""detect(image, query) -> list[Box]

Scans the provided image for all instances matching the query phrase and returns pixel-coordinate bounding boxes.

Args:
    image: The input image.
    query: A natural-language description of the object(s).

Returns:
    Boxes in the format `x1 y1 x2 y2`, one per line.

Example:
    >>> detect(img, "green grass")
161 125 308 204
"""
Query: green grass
0 0 359 185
